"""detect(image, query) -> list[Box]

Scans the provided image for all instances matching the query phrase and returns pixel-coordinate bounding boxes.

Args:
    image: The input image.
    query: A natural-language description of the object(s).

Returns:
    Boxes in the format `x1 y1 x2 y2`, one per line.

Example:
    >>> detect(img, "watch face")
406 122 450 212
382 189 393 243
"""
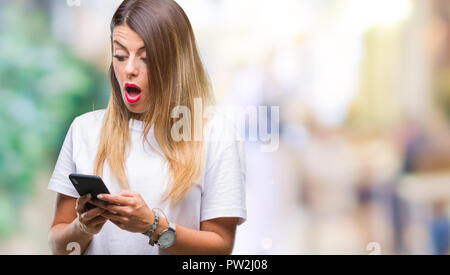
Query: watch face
160 231 175 247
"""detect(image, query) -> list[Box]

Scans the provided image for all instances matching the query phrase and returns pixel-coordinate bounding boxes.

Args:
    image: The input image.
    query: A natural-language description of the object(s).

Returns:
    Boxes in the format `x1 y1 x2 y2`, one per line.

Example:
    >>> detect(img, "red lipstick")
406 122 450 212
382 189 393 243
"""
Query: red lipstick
124 83 142 104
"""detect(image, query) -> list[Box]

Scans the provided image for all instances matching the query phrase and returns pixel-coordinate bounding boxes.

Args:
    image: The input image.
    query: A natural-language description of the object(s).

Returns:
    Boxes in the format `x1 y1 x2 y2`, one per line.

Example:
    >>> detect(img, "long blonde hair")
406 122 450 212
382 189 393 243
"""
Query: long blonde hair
94 0 214 206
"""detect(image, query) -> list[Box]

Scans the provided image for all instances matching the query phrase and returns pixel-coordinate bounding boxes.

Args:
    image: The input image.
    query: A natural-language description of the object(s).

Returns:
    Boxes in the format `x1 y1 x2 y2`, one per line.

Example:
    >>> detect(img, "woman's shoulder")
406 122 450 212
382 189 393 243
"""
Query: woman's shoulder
68 109 106 142
72 109 106 129
202 108 246 180
204 108 242 144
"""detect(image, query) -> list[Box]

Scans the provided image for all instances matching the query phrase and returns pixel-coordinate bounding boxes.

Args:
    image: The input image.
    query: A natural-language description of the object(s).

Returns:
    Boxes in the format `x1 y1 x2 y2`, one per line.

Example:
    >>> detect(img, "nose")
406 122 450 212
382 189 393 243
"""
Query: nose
125 57 139 78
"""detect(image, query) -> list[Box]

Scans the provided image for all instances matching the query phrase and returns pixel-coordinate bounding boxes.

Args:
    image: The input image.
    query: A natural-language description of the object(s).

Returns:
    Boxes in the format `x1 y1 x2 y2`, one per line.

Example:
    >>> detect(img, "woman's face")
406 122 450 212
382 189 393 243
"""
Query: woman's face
112 24 150 118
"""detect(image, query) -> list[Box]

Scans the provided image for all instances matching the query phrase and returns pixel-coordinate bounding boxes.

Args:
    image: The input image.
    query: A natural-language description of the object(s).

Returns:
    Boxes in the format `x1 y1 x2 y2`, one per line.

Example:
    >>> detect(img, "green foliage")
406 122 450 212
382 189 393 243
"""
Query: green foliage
0 3 108 237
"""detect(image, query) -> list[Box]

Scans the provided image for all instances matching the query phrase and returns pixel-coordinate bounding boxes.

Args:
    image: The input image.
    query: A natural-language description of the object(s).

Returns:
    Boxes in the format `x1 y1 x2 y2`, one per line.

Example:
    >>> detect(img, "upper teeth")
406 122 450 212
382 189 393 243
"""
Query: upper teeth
127 87 140 92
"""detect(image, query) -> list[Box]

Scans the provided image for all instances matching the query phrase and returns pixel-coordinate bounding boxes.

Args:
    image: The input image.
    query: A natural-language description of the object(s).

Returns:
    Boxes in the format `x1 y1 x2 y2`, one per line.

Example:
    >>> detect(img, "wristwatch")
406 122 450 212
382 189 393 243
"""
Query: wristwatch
155 221 177 249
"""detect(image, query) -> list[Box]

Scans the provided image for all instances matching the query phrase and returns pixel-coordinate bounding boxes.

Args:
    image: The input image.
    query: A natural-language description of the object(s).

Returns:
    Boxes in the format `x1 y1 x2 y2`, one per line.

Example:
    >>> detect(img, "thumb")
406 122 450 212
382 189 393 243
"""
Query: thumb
78 193 92 205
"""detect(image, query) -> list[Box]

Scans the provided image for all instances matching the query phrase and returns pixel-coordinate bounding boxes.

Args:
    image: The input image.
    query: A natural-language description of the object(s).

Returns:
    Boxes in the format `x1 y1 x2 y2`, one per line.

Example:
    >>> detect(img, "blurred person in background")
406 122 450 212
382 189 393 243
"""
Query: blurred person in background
47 0 246 255
431 201 449 255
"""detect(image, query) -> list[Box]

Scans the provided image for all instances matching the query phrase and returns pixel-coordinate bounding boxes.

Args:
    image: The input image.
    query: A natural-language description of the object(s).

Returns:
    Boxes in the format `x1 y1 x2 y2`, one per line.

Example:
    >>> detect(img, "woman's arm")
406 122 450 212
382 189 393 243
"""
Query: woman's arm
48 193 107 255
92 190 240 254
162 216 239 255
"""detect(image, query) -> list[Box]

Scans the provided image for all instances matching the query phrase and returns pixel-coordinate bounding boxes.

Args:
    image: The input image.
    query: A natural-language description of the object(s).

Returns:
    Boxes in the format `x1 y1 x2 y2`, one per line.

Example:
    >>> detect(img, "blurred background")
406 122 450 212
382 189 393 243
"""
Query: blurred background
1 0 450 255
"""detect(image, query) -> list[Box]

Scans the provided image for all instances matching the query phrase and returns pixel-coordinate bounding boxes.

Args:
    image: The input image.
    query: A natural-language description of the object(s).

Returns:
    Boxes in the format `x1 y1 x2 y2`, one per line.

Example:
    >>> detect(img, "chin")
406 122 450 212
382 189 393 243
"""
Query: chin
129 106 145 116
127 107 144 115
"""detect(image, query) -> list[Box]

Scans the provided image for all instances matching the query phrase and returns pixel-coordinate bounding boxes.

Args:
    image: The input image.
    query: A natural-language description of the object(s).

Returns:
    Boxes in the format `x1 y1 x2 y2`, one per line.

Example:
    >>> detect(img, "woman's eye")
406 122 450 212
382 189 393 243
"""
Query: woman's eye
141 57 148 63
113 55 126 62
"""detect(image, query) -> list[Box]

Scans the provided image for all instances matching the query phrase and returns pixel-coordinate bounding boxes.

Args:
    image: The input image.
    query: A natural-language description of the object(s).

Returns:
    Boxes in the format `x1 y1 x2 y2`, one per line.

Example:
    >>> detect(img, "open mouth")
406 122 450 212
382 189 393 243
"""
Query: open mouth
124 83 142 103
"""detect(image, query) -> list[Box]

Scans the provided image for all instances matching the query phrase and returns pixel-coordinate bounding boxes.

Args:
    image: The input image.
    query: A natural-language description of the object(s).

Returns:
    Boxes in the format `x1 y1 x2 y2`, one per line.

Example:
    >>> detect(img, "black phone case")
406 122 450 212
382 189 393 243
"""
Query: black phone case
68 173 110 209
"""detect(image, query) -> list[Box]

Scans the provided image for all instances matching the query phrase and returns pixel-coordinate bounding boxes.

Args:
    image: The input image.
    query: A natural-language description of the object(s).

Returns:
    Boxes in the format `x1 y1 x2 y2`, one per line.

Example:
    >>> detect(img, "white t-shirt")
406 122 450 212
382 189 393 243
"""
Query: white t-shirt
48 109 247 255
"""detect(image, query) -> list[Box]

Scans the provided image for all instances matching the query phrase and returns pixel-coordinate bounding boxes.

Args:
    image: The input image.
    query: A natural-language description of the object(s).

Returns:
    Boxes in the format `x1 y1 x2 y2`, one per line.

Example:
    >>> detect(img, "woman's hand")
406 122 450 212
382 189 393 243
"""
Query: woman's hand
75 194 108 235
90 190 154 234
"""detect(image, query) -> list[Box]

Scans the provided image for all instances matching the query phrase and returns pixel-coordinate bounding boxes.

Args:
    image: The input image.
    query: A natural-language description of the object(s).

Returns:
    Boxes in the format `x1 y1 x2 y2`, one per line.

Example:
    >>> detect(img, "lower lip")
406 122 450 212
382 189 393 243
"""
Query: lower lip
125 91 142 104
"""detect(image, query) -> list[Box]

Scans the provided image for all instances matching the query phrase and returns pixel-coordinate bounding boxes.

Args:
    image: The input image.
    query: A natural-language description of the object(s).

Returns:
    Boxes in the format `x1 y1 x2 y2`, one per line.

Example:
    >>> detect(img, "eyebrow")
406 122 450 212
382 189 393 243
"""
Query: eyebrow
113 40 146 52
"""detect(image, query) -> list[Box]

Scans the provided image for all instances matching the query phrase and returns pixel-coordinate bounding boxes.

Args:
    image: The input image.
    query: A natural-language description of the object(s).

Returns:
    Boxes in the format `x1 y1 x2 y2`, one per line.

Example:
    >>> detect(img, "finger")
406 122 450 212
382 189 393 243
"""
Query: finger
89 199 113 209
79 194 92 204
81 207 106 222
118 190 138 197
97 204 131 216
89 200 128 215
86 216 108 226
76 194 92 213
101 211 129 223
97 194 133 206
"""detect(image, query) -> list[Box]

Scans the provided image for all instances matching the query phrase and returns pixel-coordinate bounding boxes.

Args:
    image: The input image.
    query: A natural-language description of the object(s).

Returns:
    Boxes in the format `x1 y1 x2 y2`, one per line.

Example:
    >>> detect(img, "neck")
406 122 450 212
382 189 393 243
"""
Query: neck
131 113 143 121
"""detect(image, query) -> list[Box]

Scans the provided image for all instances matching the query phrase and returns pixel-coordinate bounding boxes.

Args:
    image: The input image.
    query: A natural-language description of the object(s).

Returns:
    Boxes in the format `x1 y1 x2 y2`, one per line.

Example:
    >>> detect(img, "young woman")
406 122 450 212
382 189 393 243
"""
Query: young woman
48 0 246 255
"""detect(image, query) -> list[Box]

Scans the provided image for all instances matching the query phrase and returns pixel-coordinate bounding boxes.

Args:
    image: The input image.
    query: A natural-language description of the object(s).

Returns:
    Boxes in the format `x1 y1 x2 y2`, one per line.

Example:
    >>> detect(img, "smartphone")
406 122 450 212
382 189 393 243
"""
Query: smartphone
69 173 110 209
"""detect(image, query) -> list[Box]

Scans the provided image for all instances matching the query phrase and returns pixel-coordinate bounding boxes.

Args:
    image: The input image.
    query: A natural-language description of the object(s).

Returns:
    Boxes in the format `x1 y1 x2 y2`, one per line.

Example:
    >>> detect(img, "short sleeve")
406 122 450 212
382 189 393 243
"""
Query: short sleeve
200 116 247 225
47 120 79 198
